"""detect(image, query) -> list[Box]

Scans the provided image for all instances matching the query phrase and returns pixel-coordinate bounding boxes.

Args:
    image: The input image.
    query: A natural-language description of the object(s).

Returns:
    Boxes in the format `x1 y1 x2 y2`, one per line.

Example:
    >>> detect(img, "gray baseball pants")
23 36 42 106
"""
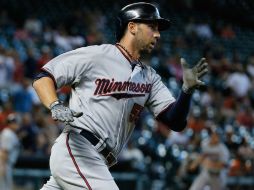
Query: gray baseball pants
41 131 119 190
189 169 226 190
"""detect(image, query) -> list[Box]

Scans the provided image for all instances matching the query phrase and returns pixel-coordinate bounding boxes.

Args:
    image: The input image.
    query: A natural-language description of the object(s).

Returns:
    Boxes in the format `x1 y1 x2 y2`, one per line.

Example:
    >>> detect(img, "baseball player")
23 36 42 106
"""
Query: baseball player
189 128 230 190
33 2 208 190
0 113 21 190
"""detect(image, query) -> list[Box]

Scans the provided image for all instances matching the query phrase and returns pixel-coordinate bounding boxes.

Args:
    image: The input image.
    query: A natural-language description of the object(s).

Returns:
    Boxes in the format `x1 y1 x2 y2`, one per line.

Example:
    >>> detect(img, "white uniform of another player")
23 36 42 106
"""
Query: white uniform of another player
189 134 230 190
0 127 20 190
41 44 175 190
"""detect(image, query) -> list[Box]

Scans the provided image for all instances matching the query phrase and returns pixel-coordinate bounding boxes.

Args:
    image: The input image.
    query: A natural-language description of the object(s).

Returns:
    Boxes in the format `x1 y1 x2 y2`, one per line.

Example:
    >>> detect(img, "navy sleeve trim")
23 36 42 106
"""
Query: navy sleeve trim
156 90 192 132
33 68 57 89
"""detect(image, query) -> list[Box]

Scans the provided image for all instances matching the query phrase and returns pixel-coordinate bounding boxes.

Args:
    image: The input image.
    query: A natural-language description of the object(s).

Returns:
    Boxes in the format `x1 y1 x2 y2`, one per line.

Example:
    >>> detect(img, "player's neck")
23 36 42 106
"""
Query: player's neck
117 39 140 61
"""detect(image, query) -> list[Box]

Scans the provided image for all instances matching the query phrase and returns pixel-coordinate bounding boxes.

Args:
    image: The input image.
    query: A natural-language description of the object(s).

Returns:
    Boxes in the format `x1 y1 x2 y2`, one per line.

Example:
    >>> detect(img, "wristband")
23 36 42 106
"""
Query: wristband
49 100 62 109
182 85 194 94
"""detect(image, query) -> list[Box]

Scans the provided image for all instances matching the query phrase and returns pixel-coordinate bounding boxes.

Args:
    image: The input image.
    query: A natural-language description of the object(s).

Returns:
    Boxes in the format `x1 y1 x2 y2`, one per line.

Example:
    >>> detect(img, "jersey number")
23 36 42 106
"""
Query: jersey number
129 103 144 123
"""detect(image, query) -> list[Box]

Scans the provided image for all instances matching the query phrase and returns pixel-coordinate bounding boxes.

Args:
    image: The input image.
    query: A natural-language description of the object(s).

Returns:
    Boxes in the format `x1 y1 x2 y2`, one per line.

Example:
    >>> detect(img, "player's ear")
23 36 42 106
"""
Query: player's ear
128 21 137 35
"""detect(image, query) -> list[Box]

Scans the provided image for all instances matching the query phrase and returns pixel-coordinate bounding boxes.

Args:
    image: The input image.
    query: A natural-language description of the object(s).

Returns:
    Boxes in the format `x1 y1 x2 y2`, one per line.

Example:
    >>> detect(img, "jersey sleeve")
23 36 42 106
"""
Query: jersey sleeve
42 47 93 88
146 68 175 117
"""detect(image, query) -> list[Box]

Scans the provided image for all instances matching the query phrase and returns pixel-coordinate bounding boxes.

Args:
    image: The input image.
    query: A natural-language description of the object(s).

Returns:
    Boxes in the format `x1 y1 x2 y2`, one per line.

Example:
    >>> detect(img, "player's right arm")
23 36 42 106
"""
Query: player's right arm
33 73 83 122
33 76 58 109
32 48 93 122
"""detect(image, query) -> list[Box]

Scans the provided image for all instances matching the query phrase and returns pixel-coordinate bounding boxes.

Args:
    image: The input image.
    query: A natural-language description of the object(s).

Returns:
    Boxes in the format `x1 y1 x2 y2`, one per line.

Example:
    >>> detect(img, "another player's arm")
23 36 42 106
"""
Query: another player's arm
189 154 205 171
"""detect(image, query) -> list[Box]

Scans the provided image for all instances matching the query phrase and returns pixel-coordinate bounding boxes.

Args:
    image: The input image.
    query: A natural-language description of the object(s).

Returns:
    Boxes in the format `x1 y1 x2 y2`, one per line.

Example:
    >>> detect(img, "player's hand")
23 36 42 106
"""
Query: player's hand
181 57 208 93
50 101 83 123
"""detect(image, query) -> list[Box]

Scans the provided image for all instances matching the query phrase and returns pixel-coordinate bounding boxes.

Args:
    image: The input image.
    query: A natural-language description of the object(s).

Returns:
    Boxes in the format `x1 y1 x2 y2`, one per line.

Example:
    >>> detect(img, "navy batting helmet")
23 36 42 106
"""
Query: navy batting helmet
115 2 170 41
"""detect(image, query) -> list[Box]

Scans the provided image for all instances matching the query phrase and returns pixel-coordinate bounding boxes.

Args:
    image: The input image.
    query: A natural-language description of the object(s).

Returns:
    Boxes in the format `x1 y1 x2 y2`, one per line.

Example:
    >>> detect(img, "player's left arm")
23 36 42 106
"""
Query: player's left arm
156 58 208 131
156 91 191 131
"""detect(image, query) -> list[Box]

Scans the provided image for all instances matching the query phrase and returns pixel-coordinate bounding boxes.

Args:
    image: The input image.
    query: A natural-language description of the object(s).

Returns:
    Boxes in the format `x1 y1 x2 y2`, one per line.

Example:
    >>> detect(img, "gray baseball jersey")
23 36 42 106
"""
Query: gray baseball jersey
201 139 229 164
43 44 175 158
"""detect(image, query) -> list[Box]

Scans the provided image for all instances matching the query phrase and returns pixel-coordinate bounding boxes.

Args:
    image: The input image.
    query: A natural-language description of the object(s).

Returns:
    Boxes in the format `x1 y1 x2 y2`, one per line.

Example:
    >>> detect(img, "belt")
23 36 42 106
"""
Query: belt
80 129 116 167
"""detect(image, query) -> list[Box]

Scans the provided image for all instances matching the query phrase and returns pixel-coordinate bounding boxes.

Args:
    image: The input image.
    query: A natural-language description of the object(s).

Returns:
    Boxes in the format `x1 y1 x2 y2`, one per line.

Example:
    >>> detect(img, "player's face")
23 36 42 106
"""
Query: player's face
210 132 219 145
135 22 161 53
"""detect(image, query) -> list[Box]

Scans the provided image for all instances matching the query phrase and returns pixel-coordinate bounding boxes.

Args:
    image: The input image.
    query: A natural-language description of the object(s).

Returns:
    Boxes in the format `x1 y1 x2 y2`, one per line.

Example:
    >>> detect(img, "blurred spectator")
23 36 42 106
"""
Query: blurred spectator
200 88 213 107
237 137 254 161
246 52 254 78
0 101 14 131
43 26 54 44
185 17 199 47
224 125 240 154
171 35 187 49
185 17 197 36
226 64 251 98
220 24 236 39
120 141 144 170
165 129 189 147
35 132 49 156
18 113 39 155
0 47 14 88
176 133 202 189
230 136 254 177
195 21 213 39
228 154 245 177
69 35 86 49
12 78 34 113
83 9 105 45
86 27 105 45
39 114 61 149
53 26 73 51
34 114 56 156
24 15 43 36
0 10 12 28
37 46 53 72
10 50 24 83
0 113 21 190
166 54 183 82
187 107 206 133
24 48 37 79
236 106 254 128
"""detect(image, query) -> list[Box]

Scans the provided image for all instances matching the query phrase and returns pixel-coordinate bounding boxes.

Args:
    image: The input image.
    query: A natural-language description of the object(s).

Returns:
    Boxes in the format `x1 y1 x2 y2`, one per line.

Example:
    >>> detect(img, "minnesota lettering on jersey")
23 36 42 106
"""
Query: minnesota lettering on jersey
94 78 152 99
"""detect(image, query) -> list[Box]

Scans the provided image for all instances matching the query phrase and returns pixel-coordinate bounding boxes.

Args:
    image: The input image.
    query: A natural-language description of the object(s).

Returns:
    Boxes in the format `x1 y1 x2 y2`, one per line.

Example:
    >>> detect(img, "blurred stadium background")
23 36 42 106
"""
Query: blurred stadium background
0 0 254 189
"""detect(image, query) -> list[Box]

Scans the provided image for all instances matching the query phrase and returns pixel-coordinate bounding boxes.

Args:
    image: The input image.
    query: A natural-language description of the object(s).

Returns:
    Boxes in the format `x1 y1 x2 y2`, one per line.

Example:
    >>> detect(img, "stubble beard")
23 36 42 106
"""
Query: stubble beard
137 39 153 55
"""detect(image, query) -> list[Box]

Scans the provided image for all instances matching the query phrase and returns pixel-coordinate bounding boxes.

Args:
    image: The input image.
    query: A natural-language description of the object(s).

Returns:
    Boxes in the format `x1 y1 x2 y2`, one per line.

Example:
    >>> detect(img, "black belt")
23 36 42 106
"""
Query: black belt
80 129 116 167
